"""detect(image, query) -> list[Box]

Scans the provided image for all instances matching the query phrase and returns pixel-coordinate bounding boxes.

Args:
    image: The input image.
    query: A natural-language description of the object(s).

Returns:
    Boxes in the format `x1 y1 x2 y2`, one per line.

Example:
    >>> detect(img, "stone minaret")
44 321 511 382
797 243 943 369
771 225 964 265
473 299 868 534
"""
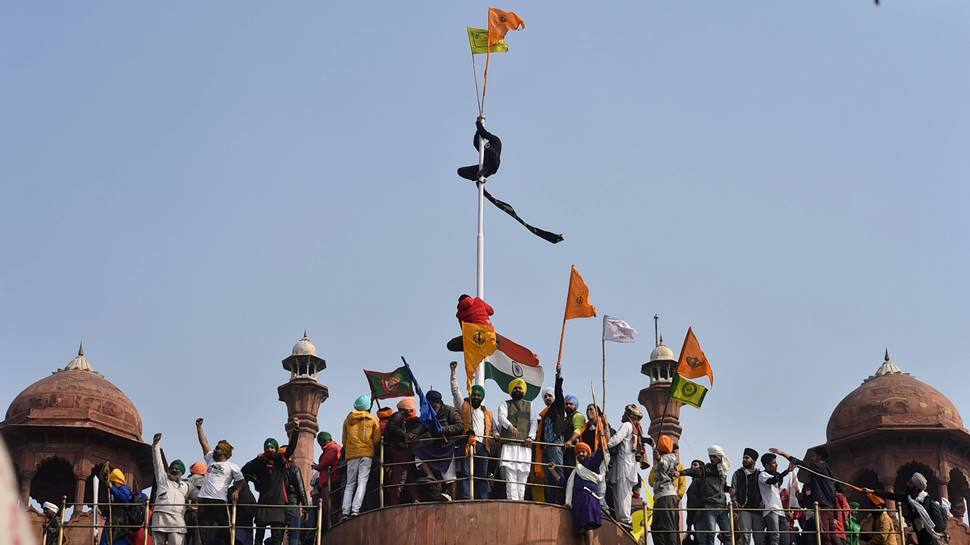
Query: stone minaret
638 336 684 442
277 331 329 492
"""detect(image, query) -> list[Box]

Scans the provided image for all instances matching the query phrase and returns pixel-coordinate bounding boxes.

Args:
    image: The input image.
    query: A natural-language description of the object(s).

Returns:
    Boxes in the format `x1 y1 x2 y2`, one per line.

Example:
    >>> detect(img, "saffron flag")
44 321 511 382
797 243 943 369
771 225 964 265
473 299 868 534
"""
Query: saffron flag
468 27 509 54
403 359 441 433
462 321 498 391
564 265 597 320
487 7 525 46
483 337 543 401
669 373 708 409
603 315 638 343
363 366 415 400
676 327 713 384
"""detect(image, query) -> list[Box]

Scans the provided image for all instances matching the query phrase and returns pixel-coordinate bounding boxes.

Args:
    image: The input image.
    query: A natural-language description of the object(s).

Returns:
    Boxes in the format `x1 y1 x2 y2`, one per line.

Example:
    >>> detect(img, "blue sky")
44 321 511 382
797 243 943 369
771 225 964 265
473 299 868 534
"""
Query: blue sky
2 2 968 479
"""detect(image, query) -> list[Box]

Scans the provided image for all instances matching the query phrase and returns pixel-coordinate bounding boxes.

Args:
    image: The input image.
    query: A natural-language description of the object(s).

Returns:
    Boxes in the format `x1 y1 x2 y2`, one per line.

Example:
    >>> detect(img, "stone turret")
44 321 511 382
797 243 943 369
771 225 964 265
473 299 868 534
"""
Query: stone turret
277 331 329 493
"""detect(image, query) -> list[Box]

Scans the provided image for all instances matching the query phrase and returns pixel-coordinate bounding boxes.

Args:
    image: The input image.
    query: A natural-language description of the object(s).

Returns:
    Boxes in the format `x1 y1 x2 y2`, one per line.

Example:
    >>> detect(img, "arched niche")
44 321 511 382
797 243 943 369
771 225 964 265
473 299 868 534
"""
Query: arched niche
895 461 940 500
30 457 75 507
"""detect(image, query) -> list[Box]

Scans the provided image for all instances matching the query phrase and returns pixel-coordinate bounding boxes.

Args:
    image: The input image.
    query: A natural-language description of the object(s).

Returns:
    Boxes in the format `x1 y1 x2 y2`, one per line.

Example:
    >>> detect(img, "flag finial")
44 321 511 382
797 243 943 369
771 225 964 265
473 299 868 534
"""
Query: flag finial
884 348 890 362
78 341 84 357
303 329 308 339
654 314 661 347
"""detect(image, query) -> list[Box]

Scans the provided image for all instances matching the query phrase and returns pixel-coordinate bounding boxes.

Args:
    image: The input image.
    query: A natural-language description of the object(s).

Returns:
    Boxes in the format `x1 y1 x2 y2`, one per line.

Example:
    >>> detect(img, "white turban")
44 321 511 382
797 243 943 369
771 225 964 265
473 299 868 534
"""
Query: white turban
708 444 731 477
543 388 554 396
42 501 58 514
910 472 928 491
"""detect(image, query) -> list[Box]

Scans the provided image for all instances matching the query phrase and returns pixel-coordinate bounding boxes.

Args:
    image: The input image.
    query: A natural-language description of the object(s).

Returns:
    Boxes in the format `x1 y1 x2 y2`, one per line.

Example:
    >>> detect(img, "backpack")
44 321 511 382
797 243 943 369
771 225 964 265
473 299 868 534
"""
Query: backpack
124 492 149 528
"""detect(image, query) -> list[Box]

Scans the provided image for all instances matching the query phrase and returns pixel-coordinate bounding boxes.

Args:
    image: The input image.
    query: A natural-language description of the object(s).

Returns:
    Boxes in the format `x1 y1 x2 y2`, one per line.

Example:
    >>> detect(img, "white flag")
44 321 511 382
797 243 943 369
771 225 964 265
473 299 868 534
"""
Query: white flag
603 315 639 343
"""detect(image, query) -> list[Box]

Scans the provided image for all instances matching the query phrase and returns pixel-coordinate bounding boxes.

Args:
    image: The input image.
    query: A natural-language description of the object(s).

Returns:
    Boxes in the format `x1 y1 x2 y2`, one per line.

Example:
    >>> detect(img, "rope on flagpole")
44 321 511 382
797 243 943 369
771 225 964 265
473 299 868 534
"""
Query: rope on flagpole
470 51 483 116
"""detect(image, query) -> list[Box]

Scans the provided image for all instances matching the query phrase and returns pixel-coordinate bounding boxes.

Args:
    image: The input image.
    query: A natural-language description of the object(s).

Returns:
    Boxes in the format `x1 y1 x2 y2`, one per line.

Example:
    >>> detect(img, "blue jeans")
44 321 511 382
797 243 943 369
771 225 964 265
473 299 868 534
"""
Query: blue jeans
284 508 302 545
457 442 492 500
697 509 732 545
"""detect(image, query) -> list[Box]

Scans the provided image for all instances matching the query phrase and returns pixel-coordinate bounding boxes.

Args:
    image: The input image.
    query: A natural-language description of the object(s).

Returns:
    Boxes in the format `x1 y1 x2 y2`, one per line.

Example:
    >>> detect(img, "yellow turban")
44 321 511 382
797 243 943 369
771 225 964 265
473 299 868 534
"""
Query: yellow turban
507 378 527 395
108 469 126 486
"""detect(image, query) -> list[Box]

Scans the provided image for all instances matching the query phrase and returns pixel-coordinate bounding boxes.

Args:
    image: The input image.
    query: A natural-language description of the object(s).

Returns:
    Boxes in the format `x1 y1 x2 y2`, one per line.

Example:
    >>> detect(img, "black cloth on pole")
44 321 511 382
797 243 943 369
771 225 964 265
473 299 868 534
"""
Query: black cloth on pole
483 188 564 244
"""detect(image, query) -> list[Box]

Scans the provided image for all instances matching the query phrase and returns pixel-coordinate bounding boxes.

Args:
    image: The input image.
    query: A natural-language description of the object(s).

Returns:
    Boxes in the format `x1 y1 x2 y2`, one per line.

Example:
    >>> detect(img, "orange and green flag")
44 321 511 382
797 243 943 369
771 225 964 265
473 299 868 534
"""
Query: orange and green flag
487 7 525 46
676 327 714 384
462 321 498 391
564 265 597 320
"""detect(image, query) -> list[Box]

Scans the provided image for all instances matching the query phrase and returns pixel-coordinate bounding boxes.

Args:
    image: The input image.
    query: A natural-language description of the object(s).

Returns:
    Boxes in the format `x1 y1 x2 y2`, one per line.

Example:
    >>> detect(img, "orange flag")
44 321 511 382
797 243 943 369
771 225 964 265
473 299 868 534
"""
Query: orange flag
488 7 525 46
564 265 597 320
677 327 714 384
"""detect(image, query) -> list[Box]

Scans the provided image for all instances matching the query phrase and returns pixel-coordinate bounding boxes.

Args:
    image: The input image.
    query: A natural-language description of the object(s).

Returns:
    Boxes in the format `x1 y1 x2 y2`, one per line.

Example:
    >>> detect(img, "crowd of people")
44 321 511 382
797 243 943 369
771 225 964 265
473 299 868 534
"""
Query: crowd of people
45 359 951 545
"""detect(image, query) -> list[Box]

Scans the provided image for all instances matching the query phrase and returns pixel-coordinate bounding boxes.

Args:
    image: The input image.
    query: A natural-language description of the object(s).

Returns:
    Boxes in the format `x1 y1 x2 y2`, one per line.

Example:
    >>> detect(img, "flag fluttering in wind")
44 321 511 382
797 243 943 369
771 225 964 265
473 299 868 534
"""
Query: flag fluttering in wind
402 359 441 433
462 321 498 391
676 327 713 384
483 336 543 400
603 315 638 343
565 266 597 320
363 366 415 400
483 189 563 244
467 27 509 54
669 373 708 408
487 7 525 46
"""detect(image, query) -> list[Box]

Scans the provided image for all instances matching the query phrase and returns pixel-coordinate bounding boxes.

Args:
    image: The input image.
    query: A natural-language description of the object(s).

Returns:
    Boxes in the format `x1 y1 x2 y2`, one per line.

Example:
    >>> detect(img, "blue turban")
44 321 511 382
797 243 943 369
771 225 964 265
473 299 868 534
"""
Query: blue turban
354 394 371 410
565 394 579 407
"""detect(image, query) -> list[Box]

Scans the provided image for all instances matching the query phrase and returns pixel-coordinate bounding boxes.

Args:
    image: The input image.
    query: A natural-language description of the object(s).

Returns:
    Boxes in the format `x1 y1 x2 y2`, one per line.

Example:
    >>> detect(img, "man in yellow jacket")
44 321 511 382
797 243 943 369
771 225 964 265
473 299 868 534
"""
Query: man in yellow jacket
341 395 381 519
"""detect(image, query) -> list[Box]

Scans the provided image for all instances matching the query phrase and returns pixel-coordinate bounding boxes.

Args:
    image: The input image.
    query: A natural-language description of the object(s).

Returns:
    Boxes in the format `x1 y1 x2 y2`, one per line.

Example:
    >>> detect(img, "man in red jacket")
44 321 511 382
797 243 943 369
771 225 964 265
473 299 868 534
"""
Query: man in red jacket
448 294 495 351
312 432 343 526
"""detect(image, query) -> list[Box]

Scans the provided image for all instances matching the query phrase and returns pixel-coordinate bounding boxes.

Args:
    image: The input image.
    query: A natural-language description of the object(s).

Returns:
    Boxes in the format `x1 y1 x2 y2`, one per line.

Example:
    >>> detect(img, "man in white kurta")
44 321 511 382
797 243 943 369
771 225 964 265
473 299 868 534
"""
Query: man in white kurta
607 404 647 528
151 433 189 545
497 378 536 501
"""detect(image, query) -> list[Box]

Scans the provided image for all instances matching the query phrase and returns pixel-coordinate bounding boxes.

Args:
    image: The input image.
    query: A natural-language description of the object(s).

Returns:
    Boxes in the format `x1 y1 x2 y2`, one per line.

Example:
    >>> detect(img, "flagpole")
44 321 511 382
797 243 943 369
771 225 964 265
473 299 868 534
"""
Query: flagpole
554 266 572 375
473 117 487 388
601 320 607 414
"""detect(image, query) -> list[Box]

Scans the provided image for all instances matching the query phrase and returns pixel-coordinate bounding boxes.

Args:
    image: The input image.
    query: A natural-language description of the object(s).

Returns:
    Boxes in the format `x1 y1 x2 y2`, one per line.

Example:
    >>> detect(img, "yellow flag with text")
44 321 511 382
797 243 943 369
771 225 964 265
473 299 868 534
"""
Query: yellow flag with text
462 321 498 391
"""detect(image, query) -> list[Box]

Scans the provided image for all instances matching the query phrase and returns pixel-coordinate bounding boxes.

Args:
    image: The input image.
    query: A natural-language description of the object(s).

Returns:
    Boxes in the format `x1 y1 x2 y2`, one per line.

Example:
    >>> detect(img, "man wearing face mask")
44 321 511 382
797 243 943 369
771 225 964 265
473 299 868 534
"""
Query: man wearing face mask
450 361 496 500
150 433 189 545
497 378 535 501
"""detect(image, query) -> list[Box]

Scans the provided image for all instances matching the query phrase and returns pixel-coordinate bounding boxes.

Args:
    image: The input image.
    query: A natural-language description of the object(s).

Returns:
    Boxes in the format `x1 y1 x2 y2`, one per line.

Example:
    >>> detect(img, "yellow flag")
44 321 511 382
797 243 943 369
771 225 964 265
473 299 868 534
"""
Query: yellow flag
467 27 509 54
564 265 597 320
462 321 498 391
677 327 714 385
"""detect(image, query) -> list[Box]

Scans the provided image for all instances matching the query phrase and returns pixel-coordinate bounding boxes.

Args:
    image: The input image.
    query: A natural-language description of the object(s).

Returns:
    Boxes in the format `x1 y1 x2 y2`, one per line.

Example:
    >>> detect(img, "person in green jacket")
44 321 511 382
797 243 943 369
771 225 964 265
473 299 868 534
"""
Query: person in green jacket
846 501 863 545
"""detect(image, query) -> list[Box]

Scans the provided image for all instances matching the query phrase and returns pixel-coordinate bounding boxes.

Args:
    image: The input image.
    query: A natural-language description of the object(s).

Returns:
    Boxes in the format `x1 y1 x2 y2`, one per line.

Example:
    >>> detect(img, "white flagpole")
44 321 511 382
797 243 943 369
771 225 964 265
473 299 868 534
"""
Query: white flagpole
474 117 487 387
601 325 607 414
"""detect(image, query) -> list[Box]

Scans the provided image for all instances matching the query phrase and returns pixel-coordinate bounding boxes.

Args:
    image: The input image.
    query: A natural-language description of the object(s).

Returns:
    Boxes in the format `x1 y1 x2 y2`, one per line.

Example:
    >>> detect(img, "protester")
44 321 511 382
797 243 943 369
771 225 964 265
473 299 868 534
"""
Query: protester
846 502 862 545
833 486 851 545
150 433 188 545
578 404 611 512
865 473 947 545
771 447 837 545
278 445 308 545
562 442 606 545
447 294 495 351
535 371 569 504
449 361 496 500
759 452 794 545
497 378 535 501
42 502 62 545
184 461 207 545
194 418 247 545
99 466 142 545
381 399 422 505
679 445 733 545
649 435 683 545
864 506 900 545
312 431 343 519
413 389 465 500
562 394 586 470
732 448 766 545
685 459 706 537
242 423 301 545
607 404 648 529
457 116 502 181
341 395 381 519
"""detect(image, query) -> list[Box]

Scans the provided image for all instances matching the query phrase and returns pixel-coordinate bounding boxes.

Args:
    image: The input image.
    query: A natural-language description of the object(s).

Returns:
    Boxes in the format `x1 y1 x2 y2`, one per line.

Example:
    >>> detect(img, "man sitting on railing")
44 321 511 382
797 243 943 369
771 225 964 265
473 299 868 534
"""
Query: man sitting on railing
497 378 535 501
413 389 465 500
449 361 496 500
194 418 247 545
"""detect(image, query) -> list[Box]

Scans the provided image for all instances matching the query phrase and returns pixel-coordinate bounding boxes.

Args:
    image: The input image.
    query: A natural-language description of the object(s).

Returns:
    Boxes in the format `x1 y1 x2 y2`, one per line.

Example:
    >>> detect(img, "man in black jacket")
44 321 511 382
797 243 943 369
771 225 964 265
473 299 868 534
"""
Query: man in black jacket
685 459 706 538
771 447 837 545
678 445 733 545
241 420 300 545
457 116 502 182
732 448 766 545
414 390 465 500
280 445 308 545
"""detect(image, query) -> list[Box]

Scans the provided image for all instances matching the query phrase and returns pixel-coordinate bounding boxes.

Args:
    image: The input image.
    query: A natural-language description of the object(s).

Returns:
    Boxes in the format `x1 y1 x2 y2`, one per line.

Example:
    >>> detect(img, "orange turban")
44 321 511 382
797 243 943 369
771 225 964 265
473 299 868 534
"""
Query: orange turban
397 398 417 412
575 442 592 456
657 434 674 455
190 461 207 476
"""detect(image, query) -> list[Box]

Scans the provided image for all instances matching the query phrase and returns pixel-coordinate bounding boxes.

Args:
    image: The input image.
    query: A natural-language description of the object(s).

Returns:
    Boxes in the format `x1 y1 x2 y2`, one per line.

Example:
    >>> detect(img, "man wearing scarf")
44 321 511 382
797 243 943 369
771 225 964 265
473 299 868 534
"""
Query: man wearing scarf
382 398 423 505
649 435 684 545
563 442 607 545
498 377 535 501
678 445 733 545
578 404 611 512
450 361 496 500
42 501 62 545
241 419 301 545
607 404 649 529
865 473 948 545
732 448 766 545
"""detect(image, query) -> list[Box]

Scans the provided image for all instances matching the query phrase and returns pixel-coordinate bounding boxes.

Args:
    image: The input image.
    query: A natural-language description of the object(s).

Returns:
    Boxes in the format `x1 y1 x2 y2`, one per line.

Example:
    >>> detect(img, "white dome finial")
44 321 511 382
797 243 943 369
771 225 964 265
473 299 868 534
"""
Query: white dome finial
65 342 95 371
292 331 317 356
